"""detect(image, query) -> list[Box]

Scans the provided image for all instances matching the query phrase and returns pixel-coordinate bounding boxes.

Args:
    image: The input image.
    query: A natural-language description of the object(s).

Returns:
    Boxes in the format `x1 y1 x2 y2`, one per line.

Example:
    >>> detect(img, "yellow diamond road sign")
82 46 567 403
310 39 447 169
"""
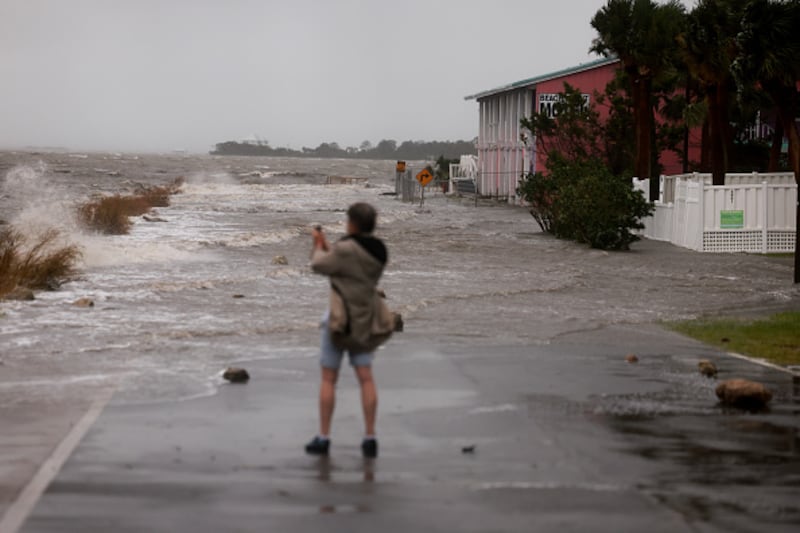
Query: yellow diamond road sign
416 168 434 187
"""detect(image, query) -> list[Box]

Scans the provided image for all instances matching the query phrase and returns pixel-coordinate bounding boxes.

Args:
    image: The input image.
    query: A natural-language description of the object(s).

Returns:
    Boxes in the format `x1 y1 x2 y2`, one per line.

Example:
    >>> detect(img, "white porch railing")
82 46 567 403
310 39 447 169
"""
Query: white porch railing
450 154 526 202
633 172 797 253
449 155 479 195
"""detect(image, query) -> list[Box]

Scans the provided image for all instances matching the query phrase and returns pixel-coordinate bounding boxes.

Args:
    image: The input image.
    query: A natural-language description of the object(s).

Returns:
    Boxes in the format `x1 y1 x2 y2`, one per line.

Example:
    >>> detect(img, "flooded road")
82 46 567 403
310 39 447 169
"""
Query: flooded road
0 151 796 404
1 151 799 531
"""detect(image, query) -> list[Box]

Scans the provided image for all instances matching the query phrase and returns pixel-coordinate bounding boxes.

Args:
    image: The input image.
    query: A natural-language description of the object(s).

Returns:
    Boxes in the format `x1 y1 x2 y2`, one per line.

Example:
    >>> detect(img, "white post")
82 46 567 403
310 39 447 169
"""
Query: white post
686 180 694 248
762 181 769 254
698 179 705 251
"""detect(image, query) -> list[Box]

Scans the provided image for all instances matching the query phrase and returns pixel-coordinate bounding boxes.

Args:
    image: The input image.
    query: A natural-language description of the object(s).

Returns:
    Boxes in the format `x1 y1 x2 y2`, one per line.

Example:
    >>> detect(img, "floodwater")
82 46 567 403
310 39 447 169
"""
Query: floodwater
2 151 800 530
0 151 797 406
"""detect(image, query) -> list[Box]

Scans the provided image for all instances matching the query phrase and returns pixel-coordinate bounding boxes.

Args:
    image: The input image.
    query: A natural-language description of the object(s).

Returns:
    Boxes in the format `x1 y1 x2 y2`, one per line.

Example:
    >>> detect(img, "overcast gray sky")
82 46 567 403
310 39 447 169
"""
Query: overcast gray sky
0 0 695 153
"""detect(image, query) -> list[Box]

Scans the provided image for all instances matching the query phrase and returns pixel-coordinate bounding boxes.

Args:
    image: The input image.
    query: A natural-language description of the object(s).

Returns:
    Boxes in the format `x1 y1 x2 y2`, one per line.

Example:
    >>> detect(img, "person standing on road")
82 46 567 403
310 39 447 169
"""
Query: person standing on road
305 202 394 458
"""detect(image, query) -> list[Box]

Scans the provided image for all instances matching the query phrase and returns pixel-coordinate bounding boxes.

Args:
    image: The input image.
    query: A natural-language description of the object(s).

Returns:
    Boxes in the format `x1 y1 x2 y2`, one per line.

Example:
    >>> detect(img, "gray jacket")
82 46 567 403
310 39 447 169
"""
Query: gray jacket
311 235 394 352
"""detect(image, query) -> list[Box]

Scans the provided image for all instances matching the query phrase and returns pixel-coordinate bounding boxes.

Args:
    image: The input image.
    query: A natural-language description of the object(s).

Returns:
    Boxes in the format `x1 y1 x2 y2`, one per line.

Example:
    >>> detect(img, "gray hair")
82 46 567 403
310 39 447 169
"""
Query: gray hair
347 202 377 234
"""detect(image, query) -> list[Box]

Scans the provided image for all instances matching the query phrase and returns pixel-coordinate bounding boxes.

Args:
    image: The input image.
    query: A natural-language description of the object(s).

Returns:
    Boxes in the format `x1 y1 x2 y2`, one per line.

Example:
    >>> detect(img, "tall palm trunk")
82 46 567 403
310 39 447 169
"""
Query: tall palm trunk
700 120 711 172
774 91 800 283
708 83 730 186
682 84 691 174
783 118 800 284
631 73 656 199
708 85 725 185
769 119 784 172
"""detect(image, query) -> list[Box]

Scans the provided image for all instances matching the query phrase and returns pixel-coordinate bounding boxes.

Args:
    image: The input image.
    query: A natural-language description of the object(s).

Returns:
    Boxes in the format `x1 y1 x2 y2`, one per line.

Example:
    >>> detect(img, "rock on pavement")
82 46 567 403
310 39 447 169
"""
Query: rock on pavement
715 378 772 409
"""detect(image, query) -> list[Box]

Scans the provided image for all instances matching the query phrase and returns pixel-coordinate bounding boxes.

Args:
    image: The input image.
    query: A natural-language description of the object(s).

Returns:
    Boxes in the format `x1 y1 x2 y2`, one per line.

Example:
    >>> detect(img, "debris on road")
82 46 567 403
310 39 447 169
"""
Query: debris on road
223 367 250 383
716 378 772 410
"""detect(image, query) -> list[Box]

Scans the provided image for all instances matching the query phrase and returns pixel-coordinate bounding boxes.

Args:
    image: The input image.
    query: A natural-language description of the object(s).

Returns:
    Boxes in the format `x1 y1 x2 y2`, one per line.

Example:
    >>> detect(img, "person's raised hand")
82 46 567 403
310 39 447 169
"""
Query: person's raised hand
312 226 329 251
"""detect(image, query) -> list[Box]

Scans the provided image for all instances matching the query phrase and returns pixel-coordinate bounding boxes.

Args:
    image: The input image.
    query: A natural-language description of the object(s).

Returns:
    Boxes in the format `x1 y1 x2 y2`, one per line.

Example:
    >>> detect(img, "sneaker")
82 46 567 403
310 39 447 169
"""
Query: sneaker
361 438 378 458
305 436 330 456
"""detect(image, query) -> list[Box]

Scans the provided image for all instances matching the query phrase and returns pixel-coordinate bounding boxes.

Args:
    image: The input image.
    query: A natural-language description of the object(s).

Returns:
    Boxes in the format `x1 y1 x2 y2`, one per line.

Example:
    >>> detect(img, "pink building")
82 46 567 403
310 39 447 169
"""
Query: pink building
465 57 700 201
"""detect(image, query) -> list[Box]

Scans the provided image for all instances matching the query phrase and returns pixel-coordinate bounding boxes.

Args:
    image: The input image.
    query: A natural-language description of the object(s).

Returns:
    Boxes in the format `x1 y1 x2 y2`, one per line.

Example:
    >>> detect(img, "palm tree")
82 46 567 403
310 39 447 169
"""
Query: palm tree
678 0 749 185
591 0 686 200
735 0 800 282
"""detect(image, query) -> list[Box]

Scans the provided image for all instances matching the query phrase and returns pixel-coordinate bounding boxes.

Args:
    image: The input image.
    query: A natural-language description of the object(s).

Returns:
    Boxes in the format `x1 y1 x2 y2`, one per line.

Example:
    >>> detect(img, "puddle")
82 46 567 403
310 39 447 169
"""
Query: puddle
595 371 800 527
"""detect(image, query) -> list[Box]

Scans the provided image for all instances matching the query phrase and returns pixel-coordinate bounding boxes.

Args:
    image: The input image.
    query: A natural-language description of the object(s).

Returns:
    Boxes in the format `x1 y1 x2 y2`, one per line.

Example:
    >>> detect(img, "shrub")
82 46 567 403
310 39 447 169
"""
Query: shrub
517 155 653 250
139 177 183 207
516 171 560 234
434 155 458 182
0 227 81 297
78 194 144 234
517 83 651 251
78 179 183 235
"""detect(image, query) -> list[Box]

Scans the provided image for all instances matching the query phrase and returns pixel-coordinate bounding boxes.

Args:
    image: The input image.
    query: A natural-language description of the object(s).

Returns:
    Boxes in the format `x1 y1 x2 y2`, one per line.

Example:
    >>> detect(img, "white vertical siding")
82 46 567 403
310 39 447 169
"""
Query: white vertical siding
475 88 531 202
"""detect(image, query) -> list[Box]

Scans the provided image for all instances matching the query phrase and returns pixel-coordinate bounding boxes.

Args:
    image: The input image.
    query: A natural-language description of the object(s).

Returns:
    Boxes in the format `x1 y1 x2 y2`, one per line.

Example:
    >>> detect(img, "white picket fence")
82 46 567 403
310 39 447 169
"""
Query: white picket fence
633 172 797 253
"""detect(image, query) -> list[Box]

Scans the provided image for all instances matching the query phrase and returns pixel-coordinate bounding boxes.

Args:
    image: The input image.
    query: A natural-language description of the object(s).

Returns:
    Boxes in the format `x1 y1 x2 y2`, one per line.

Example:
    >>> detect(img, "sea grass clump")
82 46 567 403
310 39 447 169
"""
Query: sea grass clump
78 178 183 235
0 227 81 298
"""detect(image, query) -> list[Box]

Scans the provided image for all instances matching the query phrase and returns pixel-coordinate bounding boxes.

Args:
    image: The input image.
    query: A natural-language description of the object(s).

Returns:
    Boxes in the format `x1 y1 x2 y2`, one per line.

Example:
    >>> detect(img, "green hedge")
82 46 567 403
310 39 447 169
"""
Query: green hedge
517 155 653 250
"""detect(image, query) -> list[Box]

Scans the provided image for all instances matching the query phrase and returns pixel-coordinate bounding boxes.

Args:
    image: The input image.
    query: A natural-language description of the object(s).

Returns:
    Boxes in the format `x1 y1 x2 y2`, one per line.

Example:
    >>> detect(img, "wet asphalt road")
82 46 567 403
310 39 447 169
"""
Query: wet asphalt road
18 325 800 533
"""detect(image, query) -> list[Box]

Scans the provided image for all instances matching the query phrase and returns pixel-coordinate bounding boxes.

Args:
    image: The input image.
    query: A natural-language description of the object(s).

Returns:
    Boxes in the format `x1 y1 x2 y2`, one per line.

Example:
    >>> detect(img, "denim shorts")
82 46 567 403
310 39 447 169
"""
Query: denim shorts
319 312 373 369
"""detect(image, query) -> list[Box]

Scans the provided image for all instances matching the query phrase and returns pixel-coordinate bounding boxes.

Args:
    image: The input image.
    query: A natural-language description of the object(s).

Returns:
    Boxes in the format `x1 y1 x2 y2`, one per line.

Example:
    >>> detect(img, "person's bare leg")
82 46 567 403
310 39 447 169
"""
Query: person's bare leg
354 366 377 436
319 367 339 436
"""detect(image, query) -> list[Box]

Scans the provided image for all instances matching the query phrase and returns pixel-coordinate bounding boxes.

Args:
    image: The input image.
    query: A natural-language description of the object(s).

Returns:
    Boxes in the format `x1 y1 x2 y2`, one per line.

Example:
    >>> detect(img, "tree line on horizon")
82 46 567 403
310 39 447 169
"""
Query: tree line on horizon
210 138 477 160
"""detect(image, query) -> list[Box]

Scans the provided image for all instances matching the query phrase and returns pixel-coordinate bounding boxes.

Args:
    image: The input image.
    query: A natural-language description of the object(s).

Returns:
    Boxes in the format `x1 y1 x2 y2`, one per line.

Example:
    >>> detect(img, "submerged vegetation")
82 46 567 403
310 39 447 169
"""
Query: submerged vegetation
78 194 149 234
0 227 81 298
0 178 183 300
668 312 800 366
77 179 182 235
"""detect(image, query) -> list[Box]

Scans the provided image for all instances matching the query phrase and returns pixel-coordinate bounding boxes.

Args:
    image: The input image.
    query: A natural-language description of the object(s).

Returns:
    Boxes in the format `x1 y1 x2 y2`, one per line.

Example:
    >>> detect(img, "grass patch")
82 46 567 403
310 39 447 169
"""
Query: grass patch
667 312 800 366
78 179 183 235
0 227 81 297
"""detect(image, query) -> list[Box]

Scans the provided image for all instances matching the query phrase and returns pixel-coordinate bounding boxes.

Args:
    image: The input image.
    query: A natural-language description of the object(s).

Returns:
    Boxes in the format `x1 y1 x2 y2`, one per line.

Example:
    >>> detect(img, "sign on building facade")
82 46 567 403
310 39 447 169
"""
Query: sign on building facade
537 93 591 118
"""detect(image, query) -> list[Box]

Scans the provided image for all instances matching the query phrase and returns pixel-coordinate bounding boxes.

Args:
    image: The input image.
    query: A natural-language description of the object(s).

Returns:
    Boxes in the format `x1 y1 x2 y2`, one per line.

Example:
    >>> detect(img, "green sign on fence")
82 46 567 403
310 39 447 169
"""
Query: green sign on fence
720 210 744 229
